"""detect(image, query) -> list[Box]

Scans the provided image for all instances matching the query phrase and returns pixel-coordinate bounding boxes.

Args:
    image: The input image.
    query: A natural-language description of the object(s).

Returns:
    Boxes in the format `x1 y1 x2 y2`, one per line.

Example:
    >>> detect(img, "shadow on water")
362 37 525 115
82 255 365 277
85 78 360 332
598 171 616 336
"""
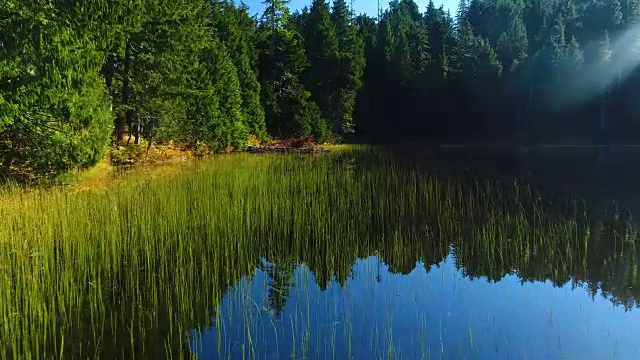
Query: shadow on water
428 145 640 208
2 147 640 359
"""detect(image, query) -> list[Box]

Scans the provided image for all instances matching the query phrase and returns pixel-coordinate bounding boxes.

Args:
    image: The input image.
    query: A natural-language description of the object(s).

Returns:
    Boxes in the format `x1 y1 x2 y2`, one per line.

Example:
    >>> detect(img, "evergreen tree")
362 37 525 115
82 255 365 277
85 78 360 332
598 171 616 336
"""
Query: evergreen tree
496 16 529 72
424 1 456 132
425 1 453 83
9 0 640 178
158 36 247 151
303 0 339 131
127 0 228 148
0 0 113 175
557 0 580 40
258 0 329 141
565 36 585 72
457 0 470 28
378 0 432 138
354 15 381 137
331 0 365 136
212 1 267 140
523 0 556 55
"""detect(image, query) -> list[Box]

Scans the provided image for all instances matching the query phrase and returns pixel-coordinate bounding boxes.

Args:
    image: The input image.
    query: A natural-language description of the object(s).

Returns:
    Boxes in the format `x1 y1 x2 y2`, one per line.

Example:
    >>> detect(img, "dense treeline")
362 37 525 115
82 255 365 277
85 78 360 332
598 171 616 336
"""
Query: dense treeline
360 0 640 143
2 0 640 175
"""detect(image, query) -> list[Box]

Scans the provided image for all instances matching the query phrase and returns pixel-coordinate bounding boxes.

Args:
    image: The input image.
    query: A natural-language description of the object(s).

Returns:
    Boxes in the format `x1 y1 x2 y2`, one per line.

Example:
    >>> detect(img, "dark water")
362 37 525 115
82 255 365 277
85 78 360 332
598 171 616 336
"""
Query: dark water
433 145 640 208
187 147 640 360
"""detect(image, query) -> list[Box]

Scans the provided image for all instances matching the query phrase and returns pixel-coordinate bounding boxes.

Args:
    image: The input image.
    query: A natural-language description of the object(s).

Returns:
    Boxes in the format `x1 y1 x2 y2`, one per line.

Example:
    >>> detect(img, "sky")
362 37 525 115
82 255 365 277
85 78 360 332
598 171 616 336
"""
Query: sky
240 0 458 17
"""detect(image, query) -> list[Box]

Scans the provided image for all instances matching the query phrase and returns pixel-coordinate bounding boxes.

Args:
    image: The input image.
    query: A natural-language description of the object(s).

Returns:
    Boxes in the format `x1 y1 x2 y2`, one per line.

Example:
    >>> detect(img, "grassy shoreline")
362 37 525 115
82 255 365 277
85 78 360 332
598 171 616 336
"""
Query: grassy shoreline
1 147 637 359
0 143 355 196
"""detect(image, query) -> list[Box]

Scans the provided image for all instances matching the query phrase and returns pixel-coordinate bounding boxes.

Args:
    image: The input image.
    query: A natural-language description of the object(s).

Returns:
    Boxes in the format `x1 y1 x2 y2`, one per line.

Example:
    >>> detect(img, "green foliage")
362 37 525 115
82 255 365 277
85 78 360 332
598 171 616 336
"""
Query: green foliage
496 16 529 72
303 0 339 128
212 1 268 140
109 142 149 166
158 37 248 151
8 0 640 178
331 0 365 136
2 149 638 358
0 0 112 175
257 0 329 141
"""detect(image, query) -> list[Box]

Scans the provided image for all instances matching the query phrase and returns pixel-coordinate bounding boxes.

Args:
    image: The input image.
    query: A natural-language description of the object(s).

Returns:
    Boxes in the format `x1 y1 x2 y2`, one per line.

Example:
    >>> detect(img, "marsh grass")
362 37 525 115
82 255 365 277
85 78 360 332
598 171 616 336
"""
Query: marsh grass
0 148 638 359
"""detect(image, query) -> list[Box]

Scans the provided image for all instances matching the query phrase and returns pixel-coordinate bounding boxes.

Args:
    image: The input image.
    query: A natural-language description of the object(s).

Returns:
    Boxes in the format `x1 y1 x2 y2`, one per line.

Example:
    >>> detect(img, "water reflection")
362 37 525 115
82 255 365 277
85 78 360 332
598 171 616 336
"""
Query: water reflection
10 148 638 359
183 148 640 359
191 254 640 359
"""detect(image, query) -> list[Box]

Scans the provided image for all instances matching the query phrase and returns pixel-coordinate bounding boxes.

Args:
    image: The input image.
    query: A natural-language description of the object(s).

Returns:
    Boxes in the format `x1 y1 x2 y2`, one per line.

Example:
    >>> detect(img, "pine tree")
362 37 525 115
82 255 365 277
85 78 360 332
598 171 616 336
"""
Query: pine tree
478 36 504 128
212 1 267 140
523 0 556 55
425 1 453 82
496 16 529 72
467 0 487 38
303 0 339 130
262 0 291 56
563 36 584 76
258 0 328 140
128 0 216 147
557 0 580 39
354 15 381 137
376 0 432 137
550 21 567 80
423 1 456 130
331 0 365 135
0 0 113 174
457 0 470 28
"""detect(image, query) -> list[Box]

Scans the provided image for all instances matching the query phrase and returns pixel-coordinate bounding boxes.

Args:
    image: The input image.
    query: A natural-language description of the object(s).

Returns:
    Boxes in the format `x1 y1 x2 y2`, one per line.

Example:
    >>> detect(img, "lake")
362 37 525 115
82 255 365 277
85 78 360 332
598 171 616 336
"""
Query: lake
1 146 639 359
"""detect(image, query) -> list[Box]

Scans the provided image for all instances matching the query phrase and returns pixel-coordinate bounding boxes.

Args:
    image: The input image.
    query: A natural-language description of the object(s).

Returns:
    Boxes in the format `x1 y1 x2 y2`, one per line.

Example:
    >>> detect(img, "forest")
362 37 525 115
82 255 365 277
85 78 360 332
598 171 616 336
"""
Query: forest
2 0 640 176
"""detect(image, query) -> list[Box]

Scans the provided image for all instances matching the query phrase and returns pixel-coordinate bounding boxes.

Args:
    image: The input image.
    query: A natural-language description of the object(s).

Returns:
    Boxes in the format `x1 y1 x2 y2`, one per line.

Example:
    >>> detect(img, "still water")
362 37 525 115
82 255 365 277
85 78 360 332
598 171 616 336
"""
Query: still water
190 256 640 360
3 146 640 359
188 147 640 360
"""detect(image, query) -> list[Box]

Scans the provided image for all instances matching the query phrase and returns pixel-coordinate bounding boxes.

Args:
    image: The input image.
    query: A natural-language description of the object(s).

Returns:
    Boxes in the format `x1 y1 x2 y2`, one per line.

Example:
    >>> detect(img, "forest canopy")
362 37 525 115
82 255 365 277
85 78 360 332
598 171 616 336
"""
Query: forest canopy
2 0 640 176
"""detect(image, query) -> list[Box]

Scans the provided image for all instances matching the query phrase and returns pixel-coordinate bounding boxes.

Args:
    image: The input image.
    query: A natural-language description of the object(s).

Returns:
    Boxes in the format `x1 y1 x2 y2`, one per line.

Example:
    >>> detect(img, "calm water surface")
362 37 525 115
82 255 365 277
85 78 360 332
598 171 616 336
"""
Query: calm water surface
191 255 640 359
187 147 640 360
5 147 638 359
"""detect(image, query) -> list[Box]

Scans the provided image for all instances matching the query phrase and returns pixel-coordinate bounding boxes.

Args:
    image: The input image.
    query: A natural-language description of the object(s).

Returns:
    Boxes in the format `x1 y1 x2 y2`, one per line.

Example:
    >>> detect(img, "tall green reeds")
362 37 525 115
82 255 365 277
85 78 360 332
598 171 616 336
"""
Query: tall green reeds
0 148 637 359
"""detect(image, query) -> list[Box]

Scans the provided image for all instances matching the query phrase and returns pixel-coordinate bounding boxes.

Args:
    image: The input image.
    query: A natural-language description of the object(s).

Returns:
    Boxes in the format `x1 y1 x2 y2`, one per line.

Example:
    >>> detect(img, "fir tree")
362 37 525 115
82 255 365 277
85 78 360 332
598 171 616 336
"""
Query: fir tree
0 1 113 174
258 0 329 140
331 0 365 135
212 1 267 140
303 0 339 130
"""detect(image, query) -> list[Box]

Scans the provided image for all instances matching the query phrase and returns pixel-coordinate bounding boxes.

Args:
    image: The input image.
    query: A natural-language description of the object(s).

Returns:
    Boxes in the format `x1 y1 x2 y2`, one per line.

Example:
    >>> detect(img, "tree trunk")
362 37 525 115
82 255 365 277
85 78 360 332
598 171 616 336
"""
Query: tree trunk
125 109 134 145
117 41 133 145
134 113 141 145
104 54 116 90
116 113 126 145
146 122 154 153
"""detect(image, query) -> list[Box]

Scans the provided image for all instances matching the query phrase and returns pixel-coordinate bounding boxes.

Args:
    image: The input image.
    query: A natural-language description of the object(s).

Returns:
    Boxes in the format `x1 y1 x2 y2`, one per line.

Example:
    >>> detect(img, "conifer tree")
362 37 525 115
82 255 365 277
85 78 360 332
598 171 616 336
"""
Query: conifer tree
496 16 529 72
331 0 365 135
303 0 339 129
0 0 113 174
212 1 267 140
258 0 329 141
424 1 456 128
